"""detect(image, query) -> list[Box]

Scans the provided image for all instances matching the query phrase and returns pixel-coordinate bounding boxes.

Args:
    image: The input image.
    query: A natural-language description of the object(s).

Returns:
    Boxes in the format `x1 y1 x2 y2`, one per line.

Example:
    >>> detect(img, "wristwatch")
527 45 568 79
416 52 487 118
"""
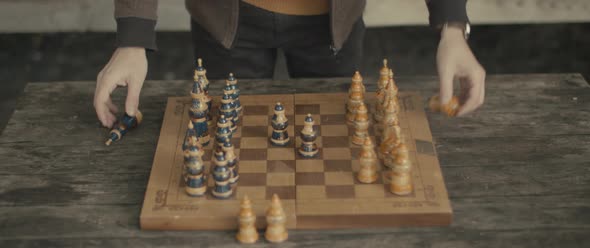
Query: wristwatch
442 22 471 40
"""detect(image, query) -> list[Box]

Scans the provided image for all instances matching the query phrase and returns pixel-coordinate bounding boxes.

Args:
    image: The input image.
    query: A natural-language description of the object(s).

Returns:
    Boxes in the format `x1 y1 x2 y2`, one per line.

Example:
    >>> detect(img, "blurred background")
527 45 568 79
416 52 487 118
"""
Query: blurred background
0 0 589 132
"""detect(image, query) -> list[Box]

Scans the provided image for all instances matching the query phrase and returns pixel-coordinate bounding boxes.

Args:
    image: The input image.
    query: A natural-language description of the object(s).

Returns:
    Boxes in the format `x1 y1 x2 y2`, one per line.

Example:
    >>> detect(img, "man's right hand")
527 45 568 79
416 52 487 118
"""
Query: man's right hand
94 47 147 128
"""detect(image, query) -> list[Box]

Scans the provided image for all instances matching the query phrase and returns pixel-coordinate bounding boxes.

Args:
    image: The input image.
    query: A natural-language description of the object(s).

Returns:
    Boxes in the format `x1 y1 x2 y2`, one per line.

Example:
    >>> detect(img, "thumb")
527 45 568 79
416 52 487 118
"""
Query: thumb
125 79 143 116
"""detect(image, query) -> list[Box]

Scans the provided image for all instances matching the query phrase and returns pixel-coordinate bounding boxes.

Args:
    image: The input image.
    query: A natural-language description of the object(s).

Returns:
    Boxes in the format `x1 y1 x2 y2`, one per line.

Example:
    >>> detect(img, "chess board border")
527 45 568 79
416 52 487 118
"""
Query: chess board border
140 92 452 230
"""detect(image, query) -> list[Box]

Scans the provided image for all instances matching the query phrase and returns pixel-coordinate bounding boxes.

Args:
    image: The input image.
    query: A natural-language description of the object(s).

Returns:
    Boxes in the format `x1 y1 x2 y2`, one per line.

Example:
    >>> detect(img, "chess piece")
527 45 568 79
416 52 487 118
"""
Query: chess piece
346 71 365 123
390 142 413 195
357 137 378 183
351 102 369 145
223 139 239 184
377 74 400 138
298 114 319 158
182 120 198 151
215 115 232 149
236 195 258 244
429 94 460 117
105 111 143 146
227 73 243 115
189 91 211 146
380 123 402 166
211 149 233 199
270 102 290 146
184 131 206 197
265 194 288 243
374 59 390 122
194 58 209 94
219 93 238 133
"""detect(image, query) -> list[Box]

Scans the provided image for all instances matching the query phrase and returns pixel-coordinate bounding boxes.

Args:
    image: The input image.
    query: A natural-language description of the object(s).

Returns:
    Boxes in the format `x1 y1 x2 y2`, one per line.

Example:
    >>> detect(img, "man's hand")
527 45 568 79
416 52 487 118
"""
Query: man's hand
436 25 486 116
94 47 147 128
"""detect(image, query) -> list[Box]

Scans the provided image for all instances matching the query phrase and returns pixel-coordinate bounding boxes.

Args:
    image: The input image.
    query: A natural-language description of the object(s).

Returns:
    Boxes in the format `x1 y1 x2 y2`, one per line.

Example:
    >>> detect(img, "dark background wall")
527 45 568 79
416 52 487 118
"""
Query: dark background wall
0 23 588 132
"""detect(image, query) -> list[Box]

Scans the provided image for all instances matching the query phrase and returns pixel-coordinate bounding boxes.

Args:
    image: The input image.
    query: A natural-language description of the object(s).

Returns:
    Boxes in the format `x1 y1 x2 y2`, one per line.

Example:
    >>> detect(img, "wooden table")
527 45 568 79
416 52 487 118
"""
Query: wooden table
1 74 589 247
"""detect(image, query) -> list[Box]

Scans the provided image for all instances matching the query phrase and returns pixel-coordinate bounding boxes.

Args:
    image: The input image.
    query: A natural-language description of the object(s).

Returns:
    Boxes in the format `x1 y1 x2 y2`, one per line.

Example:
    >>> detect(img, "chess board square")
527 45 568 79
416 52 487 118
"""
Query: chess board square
320 114 347 125
237 186 266 200
239 173 267 186
266 173 295 186
239 160 267 173
243 105 269 115
242 115 268 126
267 148 295 160
322 148 351 160
324 172 355 185
323 160 352 172
354 184 387 198
203 149 213 161
295 114 321 125
266 186 296 200
325 185 355 199
295 160 324 172
321 125 348 137
239 148 267 160
296 185 326 199
241 126 267 137
351 160 361 172
319 103 345 114
267 160 296 173
322 136 350 148
231 137 241 149
240 137 268 149
295 104 320 115
295 172 325 185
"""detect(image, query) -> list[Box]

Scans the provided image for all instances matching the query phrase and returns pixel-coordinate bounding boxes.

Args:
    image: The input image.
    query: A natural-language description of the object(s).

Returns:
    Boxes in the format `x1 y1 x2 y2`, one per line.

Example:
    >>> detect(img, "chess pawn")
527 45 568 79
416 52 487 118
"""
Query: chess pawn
390 143 413 195
374 59 390 122
215 115 232 149
270 102 290 146
357 137 378 184
105 111 143 146
236 196 259 244
265 194 288 243
351 102 369 145
429 94 460 117
218 94 237 133
184 141 206 197
223 140 239 184
189 97 210 147
298 114 319 158
211 149 233 199
346 71 365 123
227 73 243 115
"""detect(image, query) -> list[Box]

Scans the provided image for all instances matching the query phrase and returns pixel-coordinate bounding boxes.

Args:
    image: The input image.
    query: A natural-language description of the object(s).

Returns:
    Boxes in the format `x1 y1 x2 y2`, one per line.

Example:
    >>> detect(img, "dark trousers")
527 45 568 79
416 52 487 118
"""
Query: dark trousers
191 2 365 79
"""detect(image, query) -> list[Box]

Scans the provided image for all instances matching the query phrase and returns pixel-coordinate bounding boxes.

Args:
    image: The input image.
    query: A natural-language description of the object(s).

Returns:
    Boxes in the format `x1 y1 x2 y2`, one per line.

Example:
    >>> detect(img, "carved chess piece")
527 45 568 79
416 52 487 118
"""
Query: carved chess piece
377 74 400 138
223 139 239 184
105 111 143 146
194 58 209 95
265 194 288 243
189 88 211 147
357 137 378 183
352 102 369 145
236 195 259 244
215 115 232 149
211 149 233 199
390 142 413 195
270 102 290 146
346 71 365 123
380 123 402 166
184 126 206 197
298 114 319 158
429 94 460 117
219 93 238 133
374 59 390 122
227 73 243 116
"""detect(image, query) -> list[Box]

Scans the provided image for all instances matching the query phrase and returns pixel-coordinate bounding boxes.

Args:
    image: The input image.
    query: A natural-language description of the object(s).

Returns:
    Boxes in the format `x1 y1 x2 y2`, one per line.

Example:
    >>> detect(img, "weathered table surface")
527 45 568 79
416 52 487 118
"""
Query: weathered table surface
0 74 589 247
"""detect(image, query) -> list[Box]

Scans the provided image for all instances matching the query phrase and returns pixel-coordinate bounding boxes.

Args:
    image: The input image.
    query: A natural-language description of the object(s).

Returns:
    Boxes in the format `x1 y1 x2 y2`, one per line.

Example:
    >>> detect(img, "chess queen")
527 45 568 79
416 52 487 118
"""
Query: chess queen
270 102 290 146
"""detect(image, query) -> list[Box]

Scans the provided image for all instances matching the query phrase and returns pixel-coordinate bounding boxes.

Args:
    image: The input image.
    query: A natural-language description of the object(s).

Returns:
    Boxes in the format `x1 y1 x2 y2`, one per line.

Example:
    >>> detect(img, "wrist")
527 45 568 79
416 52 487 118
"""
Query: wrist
118 47 146 56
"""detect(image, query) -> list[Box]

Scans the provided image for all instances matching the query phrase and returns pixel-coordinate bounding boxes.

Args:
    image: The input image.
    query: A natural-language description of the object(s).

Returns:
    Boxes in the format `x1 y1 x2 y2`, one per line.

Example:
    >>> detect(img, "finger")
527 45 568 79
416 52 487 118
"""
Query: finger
106 98 119 114
125 78 143 116
95 76 118 128
457 69 485 116
438 66 455 105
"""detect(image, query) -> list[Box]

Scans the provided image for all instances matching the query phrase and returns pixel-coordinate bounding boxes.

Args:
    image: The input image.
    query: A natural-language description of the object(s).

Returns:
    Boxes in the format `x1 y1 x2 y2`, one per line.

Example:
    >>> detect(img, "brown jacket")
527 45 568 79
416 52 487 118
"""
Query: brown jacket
114 0 468 51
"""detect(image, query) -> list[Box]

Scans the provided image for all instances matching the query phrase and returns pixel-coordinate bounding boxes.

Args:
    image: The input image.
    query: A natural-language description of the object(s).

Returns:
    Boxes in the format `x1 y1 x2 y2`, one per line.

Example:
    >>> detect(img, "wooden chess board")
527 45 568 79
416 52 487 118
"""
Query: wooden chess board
140 92 452 230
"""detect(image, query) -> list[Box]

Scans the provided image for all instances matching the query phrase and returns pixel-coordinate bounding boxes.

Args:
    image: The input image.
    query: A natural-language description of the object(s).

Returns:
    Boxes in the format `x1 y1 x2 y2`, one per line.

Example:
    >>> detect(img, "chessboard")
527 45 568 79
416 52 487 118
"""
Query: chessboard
140 92 452 230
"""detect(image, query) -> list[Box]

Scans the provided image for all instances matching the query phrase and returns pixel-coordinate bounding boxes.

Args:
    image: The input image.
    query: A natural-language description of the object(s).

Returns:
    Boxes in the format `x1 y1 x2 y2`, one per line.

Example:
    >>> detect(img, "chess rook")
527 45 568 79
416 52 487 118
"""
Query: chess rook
236 196 259 244
270 102 290 146
105 111 143 146
352 102 369 145
265 194 288 243
357 137 378 183
211 149 233 199
346 71 365 123
298 114 319 158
